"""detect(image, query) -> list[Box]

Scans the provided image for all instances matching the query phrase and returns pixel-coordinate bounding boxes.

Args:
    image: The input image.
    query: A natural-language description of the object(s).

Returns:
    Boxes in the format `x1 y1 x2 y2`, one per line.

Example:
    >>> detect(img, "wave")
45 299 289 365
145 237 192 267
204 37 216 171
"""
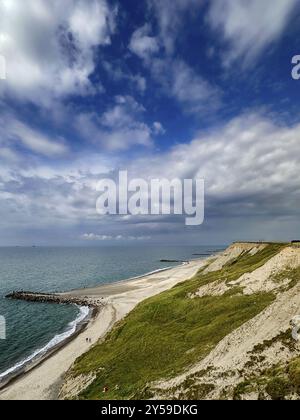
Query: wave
0 305 90 381
113 260 197 285
128 265 179 281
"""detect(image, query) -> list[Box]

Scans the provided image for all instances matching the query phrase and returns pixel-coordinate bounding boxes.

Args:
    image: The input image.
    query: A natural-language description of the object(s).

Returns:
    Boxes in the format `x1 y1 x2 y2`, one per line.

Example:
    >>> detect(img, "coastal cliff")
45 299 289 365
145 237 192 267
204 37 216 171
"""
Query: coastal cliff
61 242 300 401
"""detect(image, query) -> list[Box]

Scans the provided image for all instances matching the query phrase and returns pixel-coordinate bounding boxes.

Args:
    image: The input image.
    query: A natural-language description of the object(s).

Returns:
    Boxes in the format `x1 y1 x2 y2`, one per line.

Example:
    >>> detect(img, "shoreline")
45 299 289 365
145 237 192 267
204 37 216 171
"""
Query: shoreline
62 259 200 300
0 306 97 390
61 261 189 295
0 263 185 389
0 257 211 400
0 263 187 388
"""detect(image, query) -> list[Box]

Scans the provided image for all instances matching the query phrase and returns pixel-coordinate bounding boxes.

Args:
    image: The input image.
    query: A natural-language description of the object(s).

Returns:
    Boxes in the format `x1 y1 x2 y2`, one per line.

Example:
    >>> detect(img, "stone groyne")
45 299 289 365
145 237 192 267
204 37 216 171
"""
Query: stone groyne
6 291 103 308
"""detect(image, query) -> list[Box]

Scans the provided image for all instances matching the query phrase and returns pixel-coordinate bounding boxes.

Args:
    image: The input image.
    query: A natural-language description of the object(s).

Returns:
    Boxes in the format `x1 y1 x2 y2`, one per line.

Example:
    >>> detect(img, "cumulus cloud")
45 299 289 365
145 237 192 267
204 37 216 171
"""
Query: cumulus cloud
0 0 116 105
129 112 300 223
152 122 166 135
151 59 221 114
207 0 299 66
103 61 147 93
148 0 203 54
128 10 221 115
81 233 151 241
129 24 160 60
0 112 68 157
2 111 300 244
75 96 153 151
100 96 145 127
133 75 147 93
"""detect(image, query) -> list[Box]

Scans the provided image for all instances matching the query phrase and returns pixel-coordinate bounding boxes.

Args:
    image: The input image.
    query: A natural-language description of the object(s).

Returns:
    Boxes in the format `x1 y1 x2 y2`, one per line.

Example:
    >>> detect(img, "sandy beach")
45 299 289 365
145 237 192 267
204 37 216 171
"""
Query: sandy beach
0 258 207 400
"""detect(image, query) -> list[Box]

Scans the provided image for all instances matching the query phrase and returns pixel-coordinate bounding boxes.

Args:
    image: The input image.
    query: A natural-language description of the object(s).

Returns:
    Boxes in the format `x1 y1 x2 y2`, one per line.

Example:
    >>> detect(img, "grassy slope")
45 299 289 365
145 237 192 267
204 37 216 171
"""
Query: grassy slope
70 244 285 400
230 265 300 400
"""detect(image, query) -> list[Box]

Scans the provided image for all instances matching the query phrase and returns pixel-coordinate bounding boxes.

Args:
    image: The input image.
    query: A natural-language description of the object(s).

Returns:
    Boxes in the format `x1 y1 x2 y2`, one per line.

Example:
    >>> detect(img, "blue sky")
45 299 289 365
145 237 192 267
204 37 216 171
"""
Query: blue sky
1 0 300 246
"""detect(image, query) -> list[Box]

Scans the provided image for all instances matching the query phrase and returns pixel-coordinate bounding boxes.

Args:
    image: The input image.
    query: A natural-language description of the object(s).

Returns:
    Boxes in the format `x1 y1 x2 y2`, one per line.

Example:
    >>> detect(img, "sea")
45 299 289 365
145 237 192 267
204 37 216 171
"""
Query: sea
0 245 225 380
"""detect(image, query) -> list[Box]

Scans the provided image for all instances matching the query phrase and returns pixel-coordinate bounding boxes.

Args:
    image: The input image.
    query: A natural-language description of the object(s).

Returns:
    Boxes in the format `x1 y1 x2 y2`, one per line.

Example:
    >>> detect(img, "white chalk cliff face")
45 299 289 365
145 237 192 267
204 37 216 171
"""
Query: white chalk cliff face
151 243 300 400
193 244 300 298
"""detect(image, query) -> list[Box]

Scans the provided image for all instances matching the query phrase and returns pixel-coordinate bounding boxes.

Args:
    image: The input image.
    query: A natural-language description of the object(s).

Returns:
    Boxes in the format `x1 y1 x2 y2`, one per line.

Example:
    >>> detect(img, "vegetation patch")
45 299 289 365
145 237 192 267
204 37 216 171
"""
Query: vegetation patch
249 329 297 355
198 244 284 289
270 267 300 291
178 383 215 400
265 377 291 400
233 380 254 400
232 356 300 400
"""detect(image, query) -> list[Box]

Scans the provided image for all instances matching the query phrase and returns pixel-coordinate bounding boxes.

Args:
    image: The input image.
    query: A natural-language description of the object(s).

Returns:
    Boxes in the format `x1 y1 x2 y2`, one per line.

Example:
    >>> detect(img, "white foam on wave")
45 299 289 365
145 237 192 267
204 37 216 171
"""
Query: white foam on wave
0 305 90 381
128 264 184 281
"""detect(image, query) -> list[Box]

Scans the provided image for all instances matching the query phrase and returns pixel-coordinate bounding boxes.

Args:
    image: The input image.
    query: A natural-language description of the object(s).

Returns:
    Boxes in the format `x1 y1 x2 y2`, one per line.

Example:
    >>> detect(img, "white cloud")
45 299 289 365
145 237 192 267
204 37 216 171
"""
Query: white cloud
129 2 203 58
151 58 221 114
207 0 298 66
103 61 147 93
129 24 160 60
75 96 153 151
0 0 116 105
152 122 166 135
128 3 219 115
2 111 300 242
148 0 202 54
81 233 151 241
132 74 147 93
101 96 145 128
81 233 113 241
131 112 300 206
101 125 152 151
0 112 68 157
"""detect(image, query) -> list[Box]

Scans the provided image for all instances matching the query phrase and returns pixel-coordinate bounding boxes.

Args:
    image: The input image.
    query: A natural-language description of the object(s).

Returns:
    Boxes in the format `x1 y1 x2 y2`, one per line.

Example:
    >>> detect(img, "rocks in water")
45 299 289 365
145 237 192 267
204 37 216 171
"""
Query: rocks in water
6 291 101 308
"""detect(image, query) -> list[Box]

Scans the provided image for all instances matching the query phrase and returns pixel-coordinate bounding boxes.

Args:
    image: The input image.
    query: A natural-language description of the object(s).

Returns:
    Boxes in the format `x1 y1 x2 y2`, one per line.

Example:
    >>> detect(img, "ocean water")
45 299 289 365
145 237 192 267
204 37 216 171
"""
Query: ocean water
0 245 224 379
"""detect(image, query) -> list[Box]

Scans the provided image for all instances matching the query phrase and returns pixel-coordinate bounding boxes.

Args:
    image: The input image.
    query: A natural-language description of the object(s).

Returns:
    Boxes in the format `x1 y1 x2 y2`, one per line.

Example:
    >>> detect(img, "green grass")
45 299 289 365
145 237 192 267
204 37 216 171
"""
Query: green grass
232 356 300 400
270 266 300 291
263 357 300 400
70 244 284 400
232 329 300 400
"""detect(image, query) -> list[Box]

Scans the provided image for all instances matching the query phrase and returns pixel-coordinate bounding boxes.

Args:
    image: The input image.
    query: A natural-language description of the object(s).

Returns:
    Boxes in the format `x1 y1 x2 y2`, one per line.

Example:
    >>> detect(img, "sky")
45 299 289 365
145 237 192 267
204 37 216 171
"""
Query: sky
1 0 300 246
